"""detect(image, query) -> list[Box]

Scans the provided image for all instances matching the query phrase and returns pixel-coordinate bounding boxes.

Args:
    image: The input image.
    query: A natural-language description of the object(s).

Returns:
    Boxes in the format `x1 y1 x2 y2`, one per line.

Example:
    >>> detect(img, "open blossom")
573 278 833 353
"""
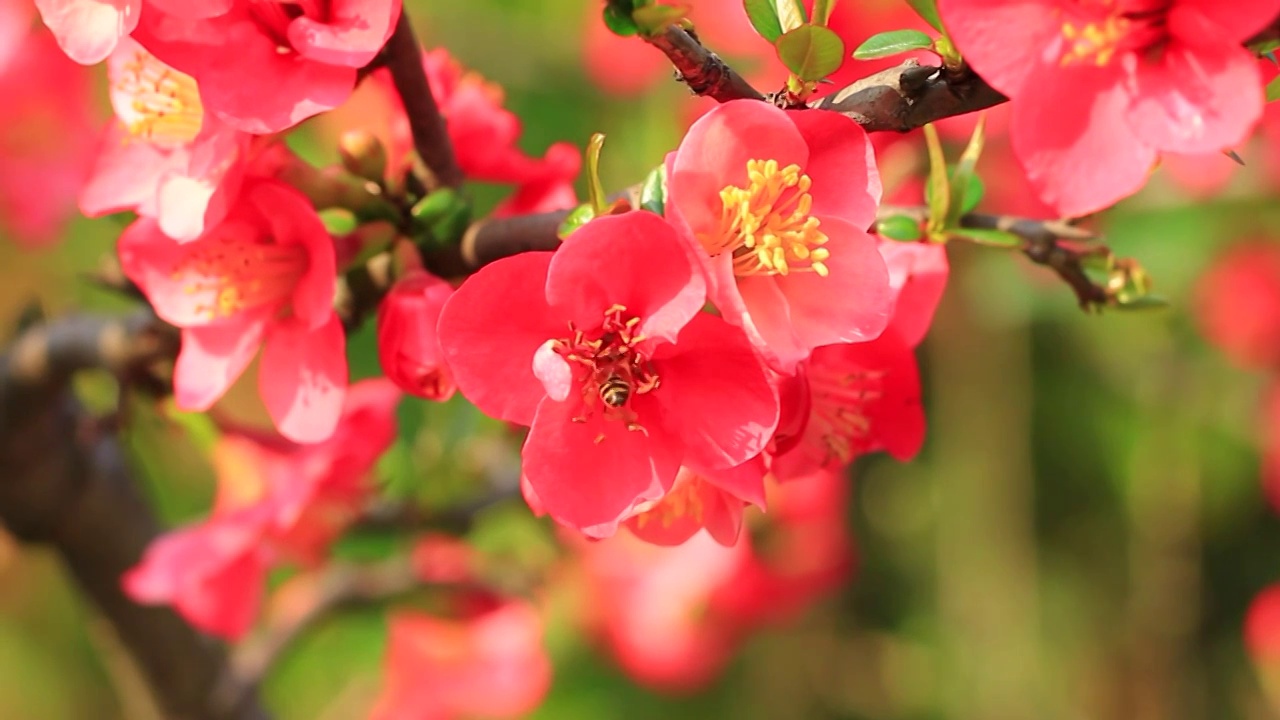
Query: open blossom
322 48 580 216
371 601 552 720
80 38 255 242
123 380 400 638
377 269 456 401
771 240 948 480
133 0 402 133
0 3 98 245
940 0 1280 217
118 178 346 443
666 100 892 372
438 211 779 537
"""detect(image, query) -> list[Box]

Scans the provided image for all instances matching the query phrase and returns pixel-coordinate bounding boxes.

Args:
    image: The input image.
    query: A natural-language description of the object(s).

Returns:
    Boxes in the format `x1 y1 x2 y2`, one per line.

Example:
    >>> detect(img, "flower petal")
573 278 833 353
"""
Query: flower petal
34 0 139 65
787 108 881 224
438 252 562 426
173 317 267 411
259 313 348 444
1176 0 1280 41
246 180 336 329
936 0 1063 96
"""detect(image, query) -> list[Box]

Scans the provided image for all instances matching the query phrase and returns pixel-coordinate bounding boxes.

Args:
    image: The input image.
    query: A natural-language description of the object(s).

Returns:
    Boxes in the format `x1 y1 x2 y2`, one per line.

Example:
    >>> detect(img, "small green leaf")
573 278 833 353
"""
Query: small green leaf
950 227 1023 248
603 3 639 36
958 173 985 215
775 24 845 82
774 0 807 32
946 113 985 228
640 164 667 216
1266 74 1280 102
812 0 837 25
558 204 597 239
585 133 608 215
318 207 357 236
905 0 944 32
633 3 688 35
743 0 783 42
852 29 933 60
1113 295 1170 312
875 214 923 242
923 123 949 237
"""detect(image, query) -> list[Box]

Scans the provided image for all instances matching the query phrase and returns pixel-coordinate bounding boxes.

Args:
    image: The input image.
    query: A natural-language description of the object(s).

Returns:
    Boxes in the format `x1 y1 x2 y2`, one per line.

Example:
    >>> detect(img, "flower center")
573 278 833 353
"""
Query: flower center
113 50 203 146
631 473 709 530
248 0 329 50
1058 1 1171 67
808 365 885 465
172 224 309 321
549 304 659 435
699 158 830 278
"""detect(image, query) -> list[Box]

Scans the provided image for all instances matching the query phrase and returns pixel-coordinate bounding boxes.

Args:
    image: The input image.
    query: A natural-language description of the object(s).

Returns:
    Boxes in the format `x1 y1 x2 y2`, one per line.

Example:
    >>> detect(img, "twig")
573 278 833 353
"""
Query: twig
0 312 267 720
810 60 1006 133
644 25 765 102
384 9 463 190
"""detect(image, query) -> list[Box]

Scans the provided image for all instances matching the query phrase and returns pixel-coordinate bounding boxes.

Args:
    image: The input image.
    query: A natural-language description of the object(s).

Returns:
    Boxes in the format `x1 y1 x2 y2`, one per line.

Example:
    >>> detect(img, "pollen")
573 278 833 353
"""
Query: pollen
172 232 308 321
699 158 830 278
1059 17 1127 66
114 51 204 145
634 476 707 530
550 304 660 432
808 366 885 466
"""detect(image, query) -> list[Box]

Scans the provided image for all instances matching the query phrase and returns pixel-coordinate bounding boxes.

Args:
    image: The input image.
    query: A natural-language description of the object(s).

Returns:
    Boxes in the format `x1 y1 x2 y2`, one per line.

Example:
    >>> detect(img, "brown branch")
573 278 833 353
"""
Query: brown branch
384 9 463 190
644 25 765 102
810 60 1006 133
0 312 267 720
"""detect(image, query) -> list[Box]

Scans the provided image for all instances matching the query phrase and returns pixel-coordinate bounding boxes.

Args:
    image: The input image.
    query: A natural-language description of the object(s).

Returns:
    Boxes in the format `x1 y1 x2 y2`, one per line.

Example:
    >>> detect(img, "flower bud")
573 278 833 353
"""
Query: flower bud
339 129 388 183
376 271 456 401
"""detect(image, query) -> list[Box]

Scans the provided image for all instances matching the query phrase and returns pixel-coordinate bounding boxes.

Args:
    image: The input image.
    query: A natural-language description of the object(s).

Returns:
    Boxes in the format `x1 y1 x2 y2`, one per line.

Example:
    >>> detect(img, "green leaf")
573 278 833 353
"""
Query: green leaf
743 0 783 42
1266 74 1280 102
906 0 944 32
558 204 597 239
950 227 1023 248
640 164 667 216
585 133 608 214
852 29 933 60
875 214 923 242
774 0 807 32
923 123 949 236
633 3 688 35
812 0 837 25
1113 295 1170 312
958 173 985 215
946 114 985 228
602 3 639 36
775 24 845 82
318 207 357 236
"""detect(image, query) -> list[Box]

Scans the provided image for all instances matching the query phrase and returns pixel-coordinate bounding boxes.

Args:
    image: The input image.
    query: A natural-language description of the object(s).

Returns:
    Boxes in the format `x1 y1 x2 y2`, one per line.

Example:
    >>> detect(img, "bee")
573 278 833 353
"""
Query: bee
599 372 632 408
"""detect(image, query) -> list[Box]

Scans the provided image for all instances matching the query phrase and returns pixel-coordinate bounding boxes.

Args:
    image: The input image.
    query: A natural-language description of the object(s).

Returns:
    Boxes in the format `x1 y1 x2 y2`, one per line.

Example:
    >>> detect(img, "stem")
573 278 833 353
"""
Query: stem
384 9 464 190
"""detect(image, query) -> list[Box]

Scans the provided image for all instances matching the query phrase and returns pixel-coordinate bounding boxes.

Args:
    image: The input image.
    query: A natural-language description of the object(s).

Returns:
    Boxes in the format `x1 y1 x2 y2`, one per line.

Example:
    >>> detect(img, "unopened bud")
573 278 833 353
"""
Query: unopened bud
339 129 388 183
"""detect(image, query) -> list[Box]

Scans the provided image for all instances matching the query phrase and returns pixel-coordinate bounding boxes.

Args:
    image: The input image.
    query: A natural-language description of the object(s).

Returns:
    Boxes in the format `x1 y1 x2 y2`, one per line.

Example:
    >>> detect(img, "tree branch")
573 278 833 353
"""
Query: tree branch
810 60 1006 133
384 9 463 190
644 25 765 102
0 312 268 720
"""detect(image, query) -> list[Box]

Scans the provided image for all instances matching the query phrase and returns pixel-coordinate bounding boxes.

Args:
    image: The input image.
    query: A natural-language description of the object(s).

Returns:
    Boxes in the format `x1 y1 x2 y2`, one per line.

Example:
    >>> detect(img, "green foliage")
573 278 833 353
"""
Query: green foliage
775 24 844 82
852 29 934 60
905 0 944 32
639 163 667 216
875 214 924 242
743 0 783 42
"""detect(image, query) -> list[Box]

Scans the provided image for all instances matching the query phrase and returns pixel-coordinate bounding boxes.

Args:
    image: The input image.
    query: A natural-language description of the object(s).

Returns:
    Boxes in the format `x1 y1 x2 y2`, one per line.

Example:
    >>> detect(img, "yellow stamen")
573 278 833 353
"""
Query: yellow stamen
699 158 830 278
114 50 204 145
1059 16 1128 67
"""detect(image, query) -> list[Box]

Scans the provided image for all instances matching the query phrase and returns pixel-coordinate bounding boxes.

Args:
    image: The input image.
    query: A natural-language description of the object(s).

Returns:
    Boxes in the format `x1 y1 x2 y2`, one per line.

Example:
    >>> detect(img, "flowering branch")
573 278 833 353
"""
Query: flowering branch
644 25 765 101
384 9 464 190
0 312 266 720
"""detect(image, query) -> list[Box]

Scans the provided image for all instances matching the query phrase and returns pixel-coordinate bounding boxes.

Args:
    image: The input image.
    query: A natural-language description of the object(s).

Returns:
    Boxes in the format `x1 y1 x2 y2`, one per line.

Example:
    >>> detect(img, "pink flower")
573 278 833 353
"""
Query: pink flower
1195 242 1280 370
320 48 580 214
123 380 399 638
666 100 892 372
371 601 552 720
770 240 947 480
939 0 1280 216
133 0 402 133
80 37 255 242
623 466 753 547
377 269 456 401
0 5 99 245
438 211 779 537
118 178 347 443
33 0 140 64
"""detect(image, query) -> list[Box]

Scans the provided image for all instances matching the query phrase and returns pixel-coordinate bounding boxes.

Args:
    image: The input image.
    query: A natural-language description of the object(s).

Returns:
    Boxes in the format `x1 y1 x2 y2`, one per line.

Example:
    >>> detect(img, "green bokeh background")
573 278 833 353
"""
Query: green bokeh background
1 1 1279 718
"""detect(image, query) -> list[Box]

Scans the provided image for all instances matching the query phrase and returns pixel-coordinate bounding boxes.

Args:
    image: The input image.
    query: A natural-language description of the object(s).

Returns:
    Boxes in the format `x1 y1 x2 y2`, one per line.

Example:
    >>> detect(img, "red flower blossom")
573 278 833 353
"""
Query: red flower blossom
132 0 401 133
1195 241 1280 369
0 3 98 245
377 269 456 401
123 379 400 638
79 38 257 242
940 0 1280 216
438 211 779 537
118 178 347 443
624 465 754 547
33 0 140 64
371 601 552 720
666 100 892 372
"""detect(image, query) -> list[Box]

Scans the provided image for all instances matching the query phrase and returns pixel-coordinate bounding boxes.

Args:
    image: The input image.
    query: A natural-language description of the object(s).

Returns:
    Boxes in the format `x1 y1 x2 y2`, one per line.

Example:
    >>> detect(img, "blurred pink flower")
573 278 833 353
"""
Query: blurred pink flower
377 269 457 402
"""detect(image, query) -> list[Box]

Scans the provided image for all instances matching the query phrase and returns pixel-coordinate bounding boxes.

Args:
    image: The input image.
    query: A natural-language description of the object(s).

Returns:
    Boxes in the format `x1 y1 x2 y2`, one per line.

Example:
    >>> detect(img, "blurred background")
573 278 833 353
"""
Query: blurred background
3 0 1280 718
